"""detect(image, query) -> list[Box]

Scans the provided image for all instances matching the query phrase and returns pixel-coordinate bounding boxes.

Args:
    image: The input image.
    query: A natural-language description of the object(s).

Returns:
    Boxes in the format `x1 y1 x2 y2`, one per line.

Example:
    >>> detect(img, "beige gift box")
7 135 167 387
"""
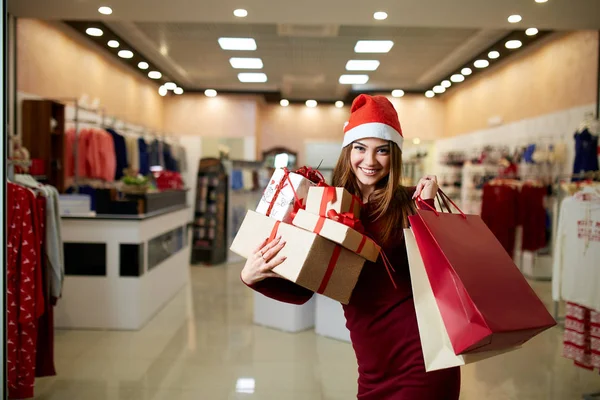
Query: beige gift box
230 210 365 304
305 187 361 218
292 209 380 262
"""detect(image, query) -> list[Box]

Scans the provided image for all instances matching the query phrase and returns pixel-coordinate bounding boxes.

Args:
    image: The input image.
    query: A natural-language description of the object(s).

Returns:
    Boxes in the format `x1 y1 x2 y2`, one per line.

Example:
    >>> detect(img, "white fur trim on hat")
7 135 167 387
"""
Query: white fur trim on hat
342 122 404 149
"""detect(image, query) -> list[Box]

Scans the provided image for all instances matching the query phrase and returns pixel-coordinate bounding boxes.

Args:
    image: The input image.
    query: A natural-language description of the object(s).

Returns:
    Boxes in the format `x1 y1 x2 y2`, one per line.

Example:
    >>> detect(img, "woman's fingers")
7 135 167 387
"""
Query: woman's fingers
413 181 424 199
256 236 282 257
252 237 269 254
263 255 287 271
262 239 286 262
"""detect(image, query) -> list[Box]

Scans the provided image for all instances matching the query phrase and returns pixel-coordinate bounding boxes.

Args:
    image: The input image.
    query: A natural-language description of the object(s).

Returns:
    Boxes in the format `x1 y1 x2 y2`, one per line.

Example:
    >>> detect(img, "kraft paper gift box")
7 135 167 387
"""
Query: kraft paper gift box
292 209 380 262
255 168 315 223
305 187 361 219
231 210 365 304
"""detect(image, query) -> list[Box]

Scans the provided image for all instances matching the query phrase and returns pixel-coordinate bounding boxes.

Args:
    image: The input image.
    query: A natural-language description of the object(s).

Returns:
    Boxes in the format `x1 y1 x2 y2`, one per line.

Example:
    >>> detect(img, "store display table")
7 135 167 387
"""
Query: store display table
253 292 315 333
56 206 191 330
315 295 351 342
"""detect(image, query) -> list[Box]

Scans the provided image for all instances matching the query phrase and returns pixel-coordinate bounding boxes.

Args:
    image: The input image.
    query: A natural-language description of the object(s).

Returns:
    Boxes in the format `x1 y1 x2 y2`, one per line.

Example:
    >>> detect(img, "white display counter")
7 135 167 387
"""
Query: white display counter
315 294 351 342
56 206 191 330
253 292 316 333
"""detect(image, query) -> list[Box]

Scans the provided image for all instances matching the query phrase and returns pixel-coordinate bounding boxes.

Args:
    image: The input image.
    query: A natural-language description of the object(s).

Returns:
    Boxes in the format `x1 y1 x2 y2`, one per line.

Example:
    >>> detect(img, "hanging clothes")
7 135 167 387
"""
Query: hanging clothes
125 135 140 174
65 128 117 182
7 183 44 399
138 138 150 176
481 183 520 256
163 142 178 172
563 302 600 372
552 195 600 312
519 184 548 251
573 129 599 175
106 128 128 180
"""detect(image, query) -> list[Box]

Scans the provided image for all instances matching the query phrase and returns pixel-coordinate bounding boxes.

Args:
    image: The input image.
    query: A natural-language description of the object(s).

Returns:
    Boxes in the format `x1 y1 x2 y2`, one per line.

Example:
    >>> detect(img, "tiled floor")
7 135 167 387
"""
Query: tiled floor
35 263 600 399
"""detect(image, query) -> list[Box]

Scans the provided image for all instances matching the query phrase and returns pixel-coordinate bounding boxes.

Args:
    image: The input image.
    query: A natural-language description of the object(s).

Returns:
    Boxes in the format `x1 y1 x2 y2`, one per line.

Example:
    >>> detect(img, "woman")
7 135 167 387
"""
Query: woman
241 94 461 399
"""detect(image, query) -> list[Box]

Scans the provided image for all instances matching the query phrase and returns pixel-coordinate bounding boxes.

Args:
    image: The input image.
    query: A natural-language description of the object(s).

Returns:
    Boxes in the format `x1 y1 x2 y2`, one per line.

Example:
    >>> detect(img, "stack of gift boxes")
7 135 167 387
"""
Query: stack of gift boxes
231 167 381 304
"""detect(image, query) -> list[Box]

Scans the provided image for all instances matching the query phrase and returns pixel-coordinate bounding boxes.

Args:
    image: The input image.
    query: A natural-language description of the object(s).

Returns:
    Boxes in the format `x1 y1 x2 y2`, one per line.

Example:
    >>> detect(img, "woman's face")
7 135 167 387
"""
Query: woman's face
350 138 391 190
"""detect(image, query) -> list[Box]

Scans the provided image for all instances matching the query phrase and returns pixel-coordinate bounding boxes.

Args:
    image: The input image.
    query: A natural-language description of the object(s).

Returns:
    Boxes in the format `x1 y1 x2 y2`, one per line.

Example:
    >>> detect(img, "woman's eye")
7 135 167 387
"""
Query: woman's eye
354 146 365 151
378 148 390 154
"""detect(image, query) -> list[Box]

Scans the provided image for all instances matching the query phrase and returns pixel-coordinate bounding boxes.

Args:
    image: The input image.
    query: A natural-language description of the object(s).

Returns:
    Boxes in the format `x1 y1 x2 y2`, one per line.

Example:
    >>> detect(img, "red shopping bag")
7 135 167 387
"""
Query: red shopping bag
409 191 556 355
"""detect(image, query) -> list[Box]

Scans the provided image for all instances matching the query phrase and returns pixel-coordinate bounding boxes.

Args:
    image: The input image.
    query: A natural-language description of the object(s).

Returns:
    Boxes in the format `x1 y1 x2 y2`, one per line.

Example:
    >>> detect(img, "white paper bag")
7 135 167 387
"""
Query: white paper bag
404 228 519 372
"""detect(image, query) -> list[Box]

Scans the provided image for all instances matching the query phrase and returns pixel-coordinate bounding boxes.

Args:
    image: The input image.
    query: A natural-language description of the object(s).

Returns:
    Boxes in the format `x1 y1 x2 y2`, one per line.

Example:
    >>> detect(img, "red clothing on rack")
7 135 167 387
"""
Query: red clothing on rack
245 191 460 400
7 183 43 399
481 184 519 256
519 184 547 251
65 128 117 182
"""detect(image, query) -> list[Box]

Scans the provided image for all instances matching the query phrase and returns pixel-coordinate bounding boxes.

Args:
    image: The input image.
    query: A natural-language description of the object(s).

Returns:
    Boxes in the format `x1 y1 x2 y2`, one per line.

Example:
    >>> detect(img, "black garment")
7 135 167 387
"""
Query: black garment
106 128 128 180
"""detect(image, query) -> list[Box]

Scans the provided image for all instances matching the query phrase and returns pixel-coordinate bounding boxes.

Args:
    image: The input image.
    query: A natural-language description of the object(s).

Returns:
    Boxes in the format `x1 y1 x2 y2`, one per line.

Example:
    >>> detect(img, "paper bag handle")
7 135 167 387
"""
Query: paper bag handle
416 189 466 219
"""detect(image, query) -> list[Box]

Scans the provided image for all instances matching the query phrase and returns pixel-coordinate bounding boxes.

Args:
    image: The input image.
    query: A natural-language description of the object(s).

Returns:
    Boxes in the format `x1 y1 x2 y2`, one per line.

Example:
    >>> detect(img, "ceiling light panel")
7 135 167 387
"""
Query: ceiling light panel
373 11 388 20
526 28 539 36
233 9 248 17
451 74 465 83
488 51 500 59
335 101 344 108
505 40 523 49
345 60 380 71
148 71 162 79
107 40 119 48
441 80 451 88
461 67 473 76
98 6 112 15
391 89 405 98
174 87 184 95
118 50 133 59
508 15 522 23
306 100 318 108
425 91 435 98
474 59 490 68
229 58 264 69
205 89 217 97
238 73 268 83
138 62 149 70
354 40 394 53
164 82 177 90
218 37 257 51
86 27 103 37
280 99 290 107
339 74 369 84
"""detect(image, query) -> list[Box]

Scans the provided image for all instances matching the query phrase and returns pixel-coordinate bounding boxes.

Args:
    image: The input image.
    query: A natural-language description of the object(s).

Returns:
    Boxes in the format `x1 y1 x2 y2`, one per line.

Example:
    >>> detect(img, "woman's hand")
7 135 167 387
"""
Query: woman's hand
412 175 439 200
241 236 287 285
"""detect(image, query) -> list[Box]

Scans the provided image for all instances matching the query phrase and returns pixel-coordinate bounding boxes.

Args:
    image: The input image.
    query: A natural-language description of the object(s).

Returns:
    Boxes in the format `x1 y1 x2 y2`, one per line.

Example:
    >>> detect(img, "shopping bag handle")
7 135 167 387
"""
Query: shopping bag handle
416 189 466 219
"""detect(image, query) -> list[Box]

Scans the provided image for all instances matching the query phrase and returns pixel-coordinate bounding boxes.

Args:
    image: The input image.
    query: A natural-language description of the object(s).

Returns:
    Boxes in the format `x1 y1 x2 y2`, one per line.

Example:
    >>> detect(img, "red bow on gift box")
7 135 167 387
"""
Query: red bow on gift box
326 209 365 234
295 166 326 185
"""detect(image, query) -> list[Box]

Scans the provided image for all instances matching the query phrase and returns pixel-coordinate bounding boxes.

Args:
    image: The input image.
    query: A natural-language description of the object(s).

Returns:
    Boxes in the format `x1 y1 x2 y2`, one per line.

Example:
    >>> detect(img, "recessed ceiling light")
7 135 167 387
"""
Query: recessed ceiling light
306 100 318 108
205 89 217 97
451 74 465 83
474 59 490 68
535 0 548 3
354 40 394 53
425 91 435 98
174 87 184 95
461 67 473 76
238 73 268 83
218 37 257 51
433 85 446 94
391 89 405 98
98 6 112 15
413 138 421 145
138 62 149 70
118 50 133 59
229 57 263 69
164 82 177 90
339 74 369 84
526 28 539 36
86 28 103 37
441 80 452 88
488 51 500 59
148 71 162 79
233 9 248 17
508 15 522 23
280 99 290 107
107 40 119 48
345 60 380 71
373 11 388 20
505 40 523 49
158 86 168 97
335 101 344 108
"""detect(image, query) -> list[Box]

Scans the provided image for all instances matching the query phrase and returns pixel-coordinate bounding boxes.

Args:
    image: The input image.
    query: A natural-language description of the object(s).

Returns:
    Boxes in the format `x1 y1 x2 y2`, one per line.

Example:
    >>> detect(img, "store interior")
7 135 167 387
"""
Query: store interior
4 0 600 398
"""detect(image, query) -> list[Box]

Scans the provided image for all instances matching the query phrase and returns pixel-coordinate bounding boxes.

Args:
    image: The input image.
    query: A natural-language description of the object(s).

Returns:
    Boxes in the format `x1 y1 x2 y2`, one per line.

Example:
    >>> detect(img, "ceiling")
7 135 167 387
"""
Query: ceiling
9 0 600 101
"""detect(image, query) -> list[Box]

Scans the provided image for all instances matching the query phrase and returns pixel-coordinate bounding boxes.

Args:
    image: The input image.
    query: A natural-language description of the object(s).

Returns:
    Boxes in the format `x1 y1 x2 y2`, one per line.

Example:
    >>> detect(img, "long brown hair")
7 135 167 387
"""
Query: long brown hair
331 141 415 245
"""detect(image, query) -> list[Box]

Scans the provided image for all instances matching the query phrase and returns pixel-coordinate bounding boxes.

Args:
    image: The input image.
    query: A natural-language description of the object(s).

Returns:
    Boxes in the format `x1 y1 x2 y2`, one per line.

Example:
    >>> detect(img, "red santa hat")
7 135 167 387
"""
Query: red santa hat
342 94 403 149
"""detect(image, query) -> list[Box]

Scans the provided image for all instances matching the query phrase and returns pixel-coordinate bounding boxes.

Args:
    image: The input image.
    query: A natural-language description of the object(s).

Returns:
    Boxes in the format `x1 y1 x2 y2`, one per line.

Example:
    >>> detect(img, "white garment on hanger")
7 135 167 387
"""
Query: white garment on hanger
552 196 600 311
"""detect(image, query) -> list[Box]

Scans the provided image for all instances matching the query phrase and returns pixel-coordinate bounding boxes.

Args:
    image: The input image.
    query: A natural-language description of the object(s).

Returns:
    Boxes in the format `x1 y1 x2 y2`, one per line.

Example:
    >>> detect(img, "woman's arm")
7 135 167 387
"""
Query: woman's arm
242 276 314 305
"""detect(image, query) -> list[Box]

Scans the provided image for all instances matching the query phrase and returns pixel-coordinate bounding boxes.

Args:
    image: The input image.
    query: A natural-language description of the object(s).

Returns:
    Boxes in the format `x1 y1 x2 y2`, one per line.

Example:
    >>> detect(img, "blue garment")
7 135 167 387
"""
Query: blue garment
149 139 161 168
573 129 599 174
163 142 178 172
523 144 536 164
106 128 128 180
231 169 243 190
138 138 150 176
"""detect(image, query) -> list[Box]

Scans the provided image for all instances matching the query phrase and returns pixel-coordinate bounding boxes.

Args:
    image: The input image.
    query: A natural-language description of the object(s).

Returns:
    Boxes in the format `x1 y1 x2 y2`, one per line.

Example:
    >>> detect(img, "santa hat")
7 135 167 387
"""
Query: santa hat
342 94 403 149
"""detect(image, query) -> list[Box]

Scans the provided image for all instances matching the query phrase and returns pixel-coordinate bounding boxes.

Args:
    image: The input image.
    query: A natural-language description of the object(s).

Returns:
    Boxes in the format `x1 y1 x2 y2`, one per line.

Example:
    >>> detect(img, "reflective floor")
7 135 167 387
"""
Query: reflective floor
35 263 600 399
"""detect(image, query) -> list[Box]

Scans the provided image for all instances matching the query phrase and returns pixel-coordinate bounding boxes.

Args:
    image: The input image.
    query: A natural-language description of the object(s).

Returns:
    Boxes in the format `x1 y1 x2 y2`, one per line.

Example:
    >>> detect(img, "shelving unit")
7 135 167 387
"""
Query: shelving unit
191 157 228 265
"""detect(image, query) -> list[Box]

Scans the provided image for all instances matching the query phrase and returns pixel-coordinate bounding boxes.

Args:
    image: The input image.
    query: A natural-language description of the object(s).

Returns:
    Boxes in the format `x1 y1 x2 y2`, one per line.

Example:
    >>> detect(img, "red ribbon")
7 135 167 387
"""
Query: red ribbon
319 187 337 217
317 245 342 295
268 220 281 243
294 166 326 185
326 209 365 234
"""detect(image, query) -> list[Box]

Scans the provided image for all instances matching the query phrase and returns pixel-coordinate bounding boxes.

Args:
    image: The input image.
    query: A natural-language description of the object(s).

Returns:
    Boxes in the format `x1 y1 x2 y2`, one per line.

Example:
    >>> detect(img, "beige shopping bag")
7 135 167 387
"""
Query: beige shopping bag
404 228 519 372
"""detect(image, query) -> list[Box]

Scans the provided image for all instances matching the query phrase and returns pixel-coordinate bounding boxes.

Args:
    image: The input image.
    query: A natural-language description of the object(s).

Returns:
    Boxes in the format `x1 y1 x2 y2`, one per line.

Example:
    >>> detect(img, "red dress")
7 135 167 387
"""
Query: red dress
246 190 461 400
